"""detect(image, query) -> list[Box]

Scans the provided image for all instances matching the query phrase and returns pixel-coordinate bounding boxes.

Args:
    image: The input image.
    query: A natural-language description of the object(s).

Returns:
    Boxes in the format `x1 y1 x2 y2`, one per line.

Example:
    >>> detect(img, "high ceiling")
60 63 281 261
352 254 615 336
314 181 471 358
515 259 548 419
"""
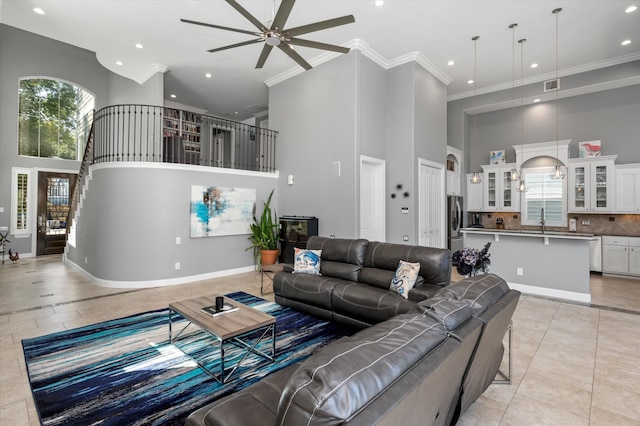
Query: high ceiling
2 0 639 120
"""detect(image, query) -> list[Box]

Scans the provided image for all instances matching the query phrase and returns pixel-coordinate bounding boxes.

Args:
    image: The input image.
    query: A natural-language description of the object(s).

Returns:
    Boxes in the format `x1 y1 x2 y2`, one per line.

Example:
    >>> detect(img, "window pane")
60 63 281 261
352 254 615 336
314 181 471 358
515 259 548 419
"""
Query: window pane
523 168 566 227
18 78 94 160
16 173 29 231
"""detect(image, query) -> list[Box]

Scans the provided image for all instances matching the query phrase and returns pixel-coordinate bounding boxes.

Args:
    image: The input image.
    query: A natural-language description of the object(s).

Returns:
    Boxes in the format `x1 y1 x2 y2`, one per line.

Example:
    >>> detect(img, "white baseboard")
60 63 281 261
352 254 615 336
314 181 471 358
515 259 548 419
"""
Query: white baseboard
64 258 256 288
507 282 592 304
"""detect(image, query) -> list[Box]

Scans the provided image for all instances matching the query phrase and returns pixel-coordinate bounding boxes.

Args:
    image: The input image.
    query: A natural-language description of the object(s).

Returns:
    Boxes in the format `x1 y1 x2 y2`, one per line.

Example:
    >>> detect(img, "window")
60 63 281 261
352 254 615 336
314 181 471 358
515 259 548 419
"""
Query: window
18 78 94 160
11 168 32 236
521 167 567 227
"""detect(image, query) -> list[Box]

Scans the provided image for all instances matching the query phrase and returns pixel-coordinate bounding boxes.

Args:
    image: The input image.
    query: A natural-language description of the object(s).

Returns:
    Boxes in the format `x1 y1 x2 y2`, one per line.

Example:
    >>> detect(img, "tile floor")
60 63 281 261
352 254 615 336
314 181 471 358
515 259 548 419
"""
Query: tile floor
1 256 639 425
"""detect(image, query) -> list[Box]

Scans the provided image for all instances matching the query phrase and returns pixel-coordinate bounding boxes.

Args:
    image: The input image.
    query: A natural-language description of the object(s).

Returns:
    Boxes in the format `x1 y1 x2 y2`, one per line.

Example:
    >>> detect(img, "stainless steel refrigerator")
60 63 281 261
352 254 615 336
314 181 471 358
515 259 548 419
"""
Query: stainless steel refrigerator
447 196 464 253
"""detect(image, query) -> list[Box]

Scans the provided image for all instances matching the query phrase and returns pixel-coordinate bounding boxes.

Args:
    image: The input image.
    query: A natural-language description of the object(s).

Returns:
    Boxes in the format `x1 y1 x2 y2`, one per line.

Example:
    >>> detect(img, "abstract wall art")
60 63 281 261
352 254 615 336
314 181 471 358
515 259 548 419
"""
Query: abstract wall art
190 186 256 238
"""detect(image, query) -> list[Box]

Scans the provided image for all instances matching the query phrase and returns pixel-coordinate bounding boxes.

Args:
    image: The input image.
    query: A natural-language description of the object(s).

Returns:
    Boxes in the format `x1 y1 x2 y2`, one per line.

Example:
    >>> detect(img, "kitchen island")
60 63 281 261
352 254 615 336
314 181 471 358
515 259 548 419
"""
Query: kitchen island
461 228 594 303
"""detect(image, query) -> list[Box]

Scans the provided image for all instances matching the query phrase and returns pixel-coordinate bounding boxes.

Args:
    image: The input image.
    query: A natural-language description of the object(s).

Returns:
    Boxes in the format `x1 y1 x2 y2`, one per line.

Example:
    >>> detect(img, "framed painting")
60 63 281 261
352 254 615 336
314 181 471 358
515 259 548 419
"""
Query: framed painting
578 140 601 157
190 186 256 238
490 150 506 165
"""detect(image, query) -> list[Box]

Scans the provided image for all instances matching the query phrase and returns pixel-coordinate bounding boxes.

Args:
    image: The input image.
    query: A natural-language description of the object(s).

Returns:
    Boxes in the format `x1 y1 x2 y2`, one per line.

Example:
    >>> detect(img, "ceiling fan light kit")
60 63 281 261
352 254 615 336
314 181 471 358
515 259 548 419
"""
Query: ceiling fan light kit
181 0 355 71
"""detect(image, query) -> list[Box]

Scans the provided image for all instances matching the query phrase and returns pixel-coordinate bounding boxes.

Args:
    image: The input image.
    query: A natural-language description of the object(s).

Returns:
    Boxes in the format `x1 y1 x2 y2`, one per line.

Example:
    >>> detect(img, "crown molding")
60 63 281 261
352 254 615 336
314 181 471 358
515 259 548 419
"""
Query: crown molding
133 63 169 85
464 75 640 115
265 39 453 87
448 51 640 102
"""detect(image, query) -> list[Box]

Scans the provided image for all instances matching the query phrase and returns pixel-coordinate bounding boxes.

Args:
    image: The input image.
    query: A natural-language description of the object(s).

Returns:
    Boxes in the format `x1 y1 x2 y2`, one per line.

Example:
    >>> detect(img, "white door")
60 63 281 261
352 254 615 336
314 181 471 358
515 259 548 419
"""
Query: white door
360 156 385 241
419 159 445 248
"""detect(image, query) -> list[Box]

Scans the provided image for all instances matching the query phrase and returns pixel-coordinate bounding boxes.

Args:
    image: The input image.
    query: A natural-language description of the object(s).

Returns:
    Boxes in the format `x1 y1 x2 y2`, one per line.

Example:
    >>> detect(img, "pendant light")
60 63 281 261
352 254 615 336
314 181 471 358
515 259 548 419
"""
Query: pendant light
517 38 529 192
469 35 482 184
508 23 521 182
549 7 565 180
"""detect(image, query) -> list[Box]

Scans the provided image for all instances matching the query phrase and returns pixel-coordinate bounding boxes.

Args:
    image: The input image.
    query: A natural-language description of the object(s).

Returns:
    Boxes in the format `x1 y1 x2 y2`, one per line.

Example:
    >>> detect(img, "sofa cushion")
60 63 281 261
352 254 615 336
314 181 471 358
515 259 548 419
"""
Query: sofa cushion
273 273 342 310
307 237 369 281
362 241 452 287
292 248 322 275
276 314 448 426
414 297 473 331
390 260 420 298
407 282 441 301
331 282 416 325
435 274 510 316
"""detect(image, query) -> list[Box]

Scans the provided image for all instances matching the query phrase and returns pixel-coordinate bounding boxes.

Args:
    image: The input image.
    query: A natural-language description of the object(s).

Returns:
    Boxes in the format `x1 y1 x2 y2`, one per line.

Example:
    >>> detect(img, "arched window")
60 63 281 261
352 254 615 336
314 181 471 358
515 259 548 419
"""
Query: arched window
18 78 94 160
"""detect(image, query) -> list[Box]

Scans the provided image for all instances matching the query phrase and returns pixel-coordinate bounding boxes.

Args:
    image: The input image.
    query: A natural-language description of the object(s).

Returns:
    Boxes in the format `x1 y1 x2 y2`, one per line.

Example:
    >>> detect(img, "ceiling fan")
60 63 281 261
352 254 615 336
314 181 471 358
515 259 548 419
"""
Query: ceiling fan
181 0 355 70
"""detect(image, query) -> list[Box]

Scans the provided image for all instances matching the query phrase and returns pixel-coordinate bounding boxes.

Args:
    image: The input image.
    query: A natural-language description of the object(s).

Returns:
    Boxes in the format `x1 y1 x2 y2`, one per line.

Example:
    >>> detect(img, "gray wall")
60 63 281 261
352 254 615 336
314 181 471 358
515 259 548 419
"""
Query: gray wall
270 53 448 243
270 53 359 238
384 63 448 244
66 165 277 283
448 61 640 177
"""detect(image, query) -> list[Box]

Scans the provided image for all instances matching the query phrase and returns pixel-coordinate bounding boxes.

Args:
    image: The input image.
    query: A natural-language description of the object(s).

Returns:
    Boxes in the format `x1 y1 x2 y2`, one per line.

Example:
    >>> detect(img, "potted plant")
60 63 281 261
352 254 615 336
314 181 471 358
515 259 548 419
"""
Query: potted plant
247 189 280 266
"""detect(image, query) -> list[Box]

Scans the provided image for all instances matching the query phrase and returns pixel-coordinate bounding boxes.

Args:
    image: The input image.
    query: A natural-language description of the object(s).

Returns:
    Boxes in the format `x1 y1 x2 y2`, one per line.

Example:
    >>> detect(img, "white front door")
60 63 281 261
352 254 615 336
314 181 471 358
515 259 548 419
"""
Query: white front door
419 159 445 248
360 156 385 241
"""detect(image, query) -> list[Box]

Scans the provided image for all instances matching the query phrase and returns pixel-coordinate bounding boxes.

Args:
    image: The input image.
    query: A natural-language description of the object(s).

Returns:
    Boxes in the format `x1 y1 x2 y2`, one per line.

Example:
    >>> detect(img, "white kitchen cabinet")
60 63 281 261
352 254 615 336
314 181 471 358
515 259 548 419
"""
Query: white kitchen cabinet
630 238 640 276
466 173 484 211
568 156 616 213
482 164 520 212
615 164 640 213
602 236 640 277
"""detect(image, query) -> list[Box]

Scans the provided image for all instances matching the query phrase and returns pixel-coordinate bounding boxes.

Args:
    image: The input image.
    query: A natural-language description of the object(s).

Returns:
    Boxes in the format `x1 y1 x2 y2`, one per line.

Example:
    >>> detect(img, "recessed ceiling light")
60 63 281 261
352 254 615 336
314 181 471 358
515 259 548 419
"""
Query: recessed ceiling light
170 94 176 98
467 79 474 84
374 0 384 6
33 7 45 15
135 43 143 49
621 39 632 46
530 63 539 68
205 73 212 78
625 5 637 13
116 61 123 66
447 60 455 66
533 99 541 103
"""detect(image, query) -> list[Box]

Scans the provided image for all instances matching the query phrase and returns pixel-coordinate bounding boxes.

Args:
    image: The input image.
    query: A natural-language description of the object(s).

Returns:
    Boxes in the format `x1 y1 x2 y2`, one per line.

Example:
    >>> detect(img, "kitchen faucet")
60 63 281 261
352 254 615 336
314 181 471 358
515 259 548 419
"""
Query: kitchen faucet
540 208 545 233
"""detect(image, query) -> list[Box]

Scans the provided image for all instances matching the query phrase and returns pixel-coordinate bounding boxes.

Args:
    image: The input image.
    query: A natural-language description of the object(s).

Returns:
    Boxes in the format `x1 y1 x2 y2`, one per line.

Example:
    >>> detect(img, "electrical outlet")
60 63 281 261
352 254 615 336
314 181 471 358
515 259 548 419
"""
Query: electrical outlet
581 220 590 226
175 262 180 270
85 257 88 265
176 237 181 245
517 267 524 276
403 235 409 241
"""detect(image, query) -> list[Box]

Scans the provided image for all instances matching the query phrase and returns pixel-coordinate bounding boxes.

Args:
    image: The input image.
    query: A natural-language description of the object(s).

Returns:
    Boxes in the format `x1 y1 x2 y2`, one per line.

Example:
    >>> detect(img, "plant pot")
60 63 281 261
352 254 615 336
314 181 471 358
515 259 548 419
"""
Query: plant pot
260 249 280 265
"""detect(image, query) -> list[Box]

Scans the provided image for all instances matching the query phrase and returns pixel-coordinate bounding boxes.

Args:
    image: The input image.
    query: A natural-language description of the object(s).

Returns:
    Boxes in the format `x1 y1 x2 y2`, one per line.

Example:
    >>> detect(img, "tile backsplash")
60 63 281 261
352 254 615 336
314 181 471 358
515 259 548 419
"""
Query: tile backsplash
472 213 640 237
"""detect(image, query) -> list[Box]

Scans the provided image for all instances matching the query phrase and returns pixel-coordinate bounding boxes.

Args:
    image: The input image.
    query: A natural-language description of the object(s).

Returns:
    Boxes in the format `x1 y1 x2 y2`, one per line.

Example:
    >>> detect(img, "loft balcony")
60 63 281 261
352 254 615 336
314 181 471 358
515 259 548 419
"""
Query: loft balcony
92 105 278 172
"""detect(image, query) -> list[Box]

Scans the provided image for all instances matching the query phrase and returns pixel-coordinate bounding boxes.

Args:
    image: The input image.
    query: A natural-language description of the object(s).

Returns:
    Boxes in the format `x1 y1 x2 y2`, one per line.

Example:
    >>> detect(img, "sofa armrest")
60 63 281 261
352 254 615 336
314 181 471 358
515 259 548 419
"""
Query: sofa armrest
408 282 443 302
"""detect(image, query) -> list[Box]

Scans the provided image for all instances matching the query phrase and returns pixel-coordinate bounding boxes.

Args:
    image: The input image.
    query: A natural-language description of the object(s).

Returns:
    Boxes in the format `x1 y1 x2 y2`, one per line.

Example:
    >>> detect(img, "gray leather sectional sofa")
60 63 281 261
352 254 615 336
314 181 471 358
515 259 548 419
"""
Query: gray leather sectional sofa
186 238 520 426
274 236 453 328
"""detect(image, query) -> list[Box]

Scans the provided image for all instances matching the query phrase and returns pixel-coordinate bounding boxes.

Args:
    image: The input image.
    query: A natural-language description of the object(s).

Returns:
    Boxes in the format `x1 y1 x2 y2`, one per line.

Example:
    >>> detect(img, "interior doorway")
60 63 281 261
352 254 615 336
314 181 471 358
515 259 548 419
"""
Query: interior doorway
37 171 77 255
418 159 445 248
360 156 386 241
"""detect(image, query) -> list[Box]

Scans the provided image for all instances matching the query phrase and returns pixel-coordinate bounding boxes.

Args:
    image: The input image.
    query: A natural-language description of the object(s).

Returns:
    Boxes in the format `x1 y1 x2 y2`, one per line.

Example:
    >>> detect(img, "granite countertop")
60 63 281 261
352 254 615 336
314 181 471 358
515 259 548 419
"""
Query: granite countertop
461 228 595 239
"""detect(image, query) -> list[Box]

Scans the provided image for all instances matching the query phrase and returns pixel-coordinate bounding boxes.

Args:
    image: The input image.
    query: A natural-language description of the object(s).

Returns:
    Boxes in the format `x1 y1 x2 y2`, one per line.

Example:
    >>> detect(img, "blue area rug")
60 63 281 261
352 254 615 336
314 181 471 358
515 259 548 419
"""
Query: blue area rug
23 292 353 425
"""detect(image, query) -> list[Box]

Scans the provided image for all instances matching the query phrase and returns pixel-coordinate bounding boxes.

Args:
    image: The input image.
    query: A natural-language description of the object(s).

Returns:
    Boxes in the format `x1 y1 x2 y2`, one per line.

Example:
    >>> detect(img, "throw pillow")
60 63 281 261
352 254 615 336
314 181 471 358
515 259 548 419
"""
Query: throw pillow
390 260 420 299
293 248 322 275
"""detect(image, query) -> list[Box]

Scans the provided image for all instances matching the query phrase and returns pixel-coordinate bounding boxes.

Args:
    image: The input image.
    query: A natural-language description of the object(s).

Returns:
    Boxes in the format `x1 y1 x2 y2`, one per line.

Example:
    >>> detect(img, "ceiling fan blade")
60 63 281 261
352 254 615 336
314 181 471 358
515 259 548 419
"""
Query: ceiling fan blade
255 44 274 68
285 15 355 37
271 0 295 31
288 38 351 54
225 0 267 31
207 39 263 53
180 19 259 36
278 44 312 70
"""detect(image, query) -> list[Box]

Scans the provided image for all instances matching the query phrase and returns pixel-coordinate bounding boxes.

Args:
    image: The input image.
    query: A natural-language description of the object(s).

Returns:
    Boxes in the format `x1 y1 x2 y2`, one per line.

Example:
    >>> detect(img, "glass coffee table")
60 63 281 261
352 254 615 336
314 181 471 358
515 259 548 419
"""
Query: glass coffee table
169 294 276 383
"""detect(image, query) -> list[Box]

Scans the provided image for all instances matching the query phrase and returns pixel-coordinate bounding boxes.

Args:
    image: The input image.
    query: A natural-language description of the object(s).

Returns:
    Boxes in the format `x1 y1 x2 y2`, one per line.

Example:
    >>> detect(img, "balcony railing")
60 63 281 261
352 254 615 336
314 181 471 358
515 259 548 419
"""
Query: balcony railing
92 104 278 172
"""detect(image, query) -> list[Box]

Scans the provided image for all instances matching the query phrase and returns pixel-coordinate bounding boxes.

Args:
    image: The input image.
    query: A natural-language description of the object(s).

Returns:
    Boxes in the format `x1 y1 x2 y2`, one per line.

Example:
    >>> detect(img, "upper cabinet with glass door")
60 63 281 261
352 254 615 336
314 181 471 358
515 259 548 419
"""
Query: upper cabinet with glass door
482 164 520 212
568 156 617 213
